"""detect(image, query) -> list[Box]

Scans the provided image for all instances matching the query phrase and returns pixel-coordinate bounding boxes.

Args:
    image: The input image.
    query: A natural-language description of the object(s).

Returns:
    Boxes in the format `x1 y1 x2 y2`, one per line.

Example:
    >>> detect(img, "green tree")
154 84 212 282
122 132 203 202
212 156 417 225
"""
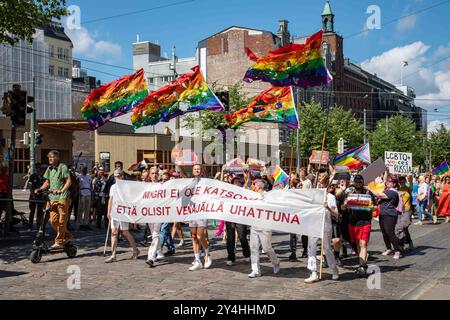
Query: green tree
369 115 426 164
429 124 450 166
183 82 251 136
0 0 68 45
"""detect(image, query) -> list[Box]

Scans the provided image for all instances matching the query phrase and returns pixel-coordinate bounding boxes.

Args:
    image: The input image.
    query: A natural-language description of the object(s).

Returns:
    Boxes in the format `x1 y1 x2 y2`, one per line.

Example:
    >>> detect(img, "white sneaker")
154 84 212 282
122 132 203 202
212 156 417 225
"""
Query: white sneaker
176 240 184 248
226 260 233 266
381 249 393 256
248 271 261 278
393 251 402 259
304 272 319 284
189 261 203 271
204 256 213 269
273 263 280 274
244 257 251 263
156 252 165 260
414 221 422 225
200 251 205 258
332 268 339 280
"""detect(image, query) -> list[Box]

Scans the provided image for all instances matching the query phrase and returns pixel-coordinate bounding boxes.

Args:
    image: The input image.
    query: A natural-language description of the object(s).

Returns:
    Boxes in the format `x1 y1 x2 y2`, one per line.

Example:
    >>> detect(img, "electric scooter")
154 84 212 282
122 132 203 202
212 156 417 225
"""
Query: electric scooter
30 191 77 263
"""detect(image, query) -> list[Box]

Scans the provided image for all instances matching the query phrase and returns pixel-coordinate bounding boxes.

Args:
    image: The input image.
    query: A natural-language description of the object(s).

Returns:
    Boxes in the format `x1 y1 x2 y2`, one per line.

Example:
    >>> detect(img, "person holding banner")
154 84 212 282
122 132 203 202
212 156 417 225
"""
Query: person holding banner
105 170 139 263
304 178 339 283
181 164 213 271
342 175 377 277
145 167 165 267
248 180 280 278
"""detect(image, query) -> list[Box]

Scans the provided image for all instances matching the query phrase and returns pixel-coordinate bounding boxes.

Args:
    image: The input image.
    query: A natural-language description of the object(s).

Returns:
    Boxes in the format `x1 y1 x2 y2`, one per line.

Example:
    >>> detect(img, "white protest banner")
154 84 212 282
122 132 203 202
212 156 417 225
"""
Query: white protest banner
384 151 413 174
111 178 326 238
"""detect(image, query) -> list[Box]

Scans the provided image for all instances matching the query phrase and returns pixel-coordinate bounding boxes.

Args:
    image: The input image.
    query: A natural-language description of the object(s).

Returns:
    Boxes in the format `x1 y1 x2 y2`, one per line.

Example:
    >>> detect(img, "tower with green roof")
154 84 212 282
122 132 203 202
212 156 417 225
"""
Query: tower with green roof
322 0 335 33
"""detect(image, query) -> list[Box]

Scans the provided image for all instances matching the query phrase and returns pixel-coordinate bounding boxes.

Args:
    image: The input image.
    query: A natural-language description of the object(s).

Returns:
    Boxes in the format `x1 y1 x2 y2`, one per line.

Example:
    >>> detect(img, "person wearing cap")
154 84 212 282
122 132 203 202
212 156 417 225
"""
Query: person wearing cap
372 175 403 259
105 169 139 263
304 177 339 283
341 174 377 276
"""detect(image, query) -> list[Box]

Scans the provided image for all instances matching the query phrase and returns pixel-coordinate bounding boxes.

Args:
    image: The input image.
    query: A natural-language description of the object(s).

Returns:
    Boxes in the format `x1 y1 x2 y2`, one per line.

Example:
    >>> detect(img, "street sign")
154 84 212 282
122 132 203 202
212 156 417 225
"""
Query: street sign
384 151 413 174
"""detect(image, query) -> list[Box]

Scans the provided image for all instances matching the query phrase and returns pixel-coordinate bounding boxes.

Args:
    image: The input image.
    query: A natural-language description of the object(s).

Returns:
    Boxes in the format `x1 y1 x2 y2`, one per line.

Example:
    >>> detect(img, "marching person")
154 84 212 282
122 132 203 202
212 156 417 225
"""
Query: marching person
248 180 280 278
397 176 414 250
36 150 73 249
341 174 377 277
145 166 165 267
304 178 340 283
181 164 213 271
415 175 431 225
372 175 403 259
437 174 450 223
105 169 139 263
77 166 93 230
92 166 108 229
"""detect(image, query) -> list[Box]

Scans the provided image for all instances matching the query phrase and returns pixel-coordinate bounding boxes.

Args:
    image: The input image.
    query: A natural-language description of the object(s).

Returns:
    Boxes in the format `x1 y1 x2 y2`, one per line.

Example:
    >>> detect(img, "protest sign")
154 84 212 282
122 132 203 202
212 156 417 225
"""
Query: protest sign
111 178 326 238
361 158 386 185
171 149 198 166
384 151 413 174
309 150 329 165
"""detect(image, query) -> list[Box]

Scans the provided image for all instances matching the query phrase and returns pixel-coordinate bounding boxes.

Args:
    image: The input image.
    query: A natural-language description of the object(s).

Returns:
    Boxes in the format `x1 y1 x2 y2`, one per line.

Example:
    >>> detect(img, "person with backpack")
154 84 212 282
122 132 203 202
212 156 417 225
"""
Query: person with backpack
397 175 414 250
372 175 403 259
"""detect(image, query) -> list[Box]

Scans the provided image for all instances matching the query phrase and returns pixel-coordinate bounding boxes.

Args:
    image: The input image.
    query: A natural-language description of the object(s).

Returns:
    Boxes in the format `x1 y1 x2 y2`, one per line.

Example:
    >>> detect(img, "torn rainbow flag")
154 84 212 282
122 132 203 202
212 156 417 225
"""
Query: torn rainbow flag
243 30 332 88
82 68 148 130
131 66 224 128
224 86 298 129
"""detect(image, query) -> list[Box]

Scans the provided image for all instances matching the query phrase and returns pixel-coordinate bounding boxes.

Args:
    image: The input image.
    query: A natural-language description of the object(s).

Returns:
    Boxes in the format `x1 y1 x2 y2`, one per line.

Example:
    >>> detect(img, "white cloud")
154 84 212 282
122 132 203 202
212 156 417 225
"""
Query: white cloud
66 26 122 61
396 14 417 32
428 119 450 133
360 41 450 128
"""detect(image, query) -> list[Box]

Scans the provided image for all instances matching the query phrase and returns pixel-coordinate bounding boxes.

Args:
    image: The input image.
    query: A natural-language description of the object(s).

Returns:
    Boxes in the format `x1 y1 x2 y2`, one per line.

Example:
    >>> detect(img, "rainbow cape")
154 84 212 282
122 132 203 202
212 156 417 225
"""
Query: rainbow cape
272 166 289 188
131 66 224 128
432 161 450 176
224 86 298 129
82 68 148 130
243 30 333 88
333 143 371 170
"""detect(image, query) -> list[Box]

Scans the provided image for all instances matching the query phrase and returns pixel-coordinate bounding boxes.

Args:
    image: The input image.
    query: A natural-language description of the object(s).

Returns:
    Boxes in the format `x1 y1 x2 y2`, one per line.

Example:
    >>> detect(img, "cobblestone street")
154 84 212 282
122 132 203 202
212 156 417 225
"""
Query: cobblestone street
1 190 449 300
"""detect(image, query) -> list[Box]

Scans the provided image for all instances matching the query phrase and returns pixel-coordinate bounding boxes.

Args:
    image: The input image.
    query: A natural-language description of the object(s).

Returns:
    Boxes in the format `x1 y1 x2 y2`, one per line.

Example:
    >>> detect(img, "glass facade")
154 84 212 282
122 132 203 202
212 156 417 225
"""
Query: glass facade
0 29 72 120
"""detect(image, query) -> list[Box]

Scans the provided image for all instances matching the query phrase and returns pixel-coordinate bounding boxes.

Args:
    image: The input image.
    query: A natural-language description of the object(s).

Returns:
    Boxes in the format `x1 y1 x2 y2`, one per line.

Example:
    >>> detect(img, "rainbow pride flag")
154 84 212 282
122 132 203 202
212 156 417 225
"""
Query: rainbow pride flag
131 66 224 128
412 165 420 173
333 143 371 170
224 86 298 129
272 166 289 188
432 161 450 176
243 30 333 88
82 68 148 130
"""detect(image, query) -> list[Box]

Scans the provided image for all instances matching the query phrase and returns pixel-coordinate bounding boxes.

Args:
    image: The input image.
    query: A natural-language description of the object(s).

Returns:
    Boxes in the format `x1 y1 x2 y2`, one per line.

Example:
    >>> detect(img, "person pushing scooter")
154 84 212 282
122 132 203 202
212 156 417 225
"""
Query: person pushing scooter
36 150 73 249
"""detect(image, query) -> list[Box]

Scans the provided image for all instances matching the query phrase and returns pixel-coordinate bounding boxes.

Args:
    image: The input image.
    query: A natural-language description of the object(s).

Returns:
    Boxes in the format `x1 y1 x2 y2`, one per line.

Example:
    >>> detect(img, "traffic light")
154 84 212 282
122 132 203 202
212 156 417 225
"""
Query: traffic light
20 132 30 145
215 91 229 111
35 132 43 145
10 84 33 127
343 139 349 152
2 91 13 116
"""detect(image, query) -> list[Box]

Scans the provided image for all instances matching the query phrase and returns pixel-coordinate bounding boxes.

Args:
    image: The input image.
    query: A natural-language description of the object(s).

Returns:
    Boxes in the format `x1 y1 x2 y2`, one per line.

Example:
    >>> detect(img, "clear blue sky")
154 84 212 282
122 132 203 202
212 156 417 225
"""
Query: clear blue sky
65 0 450 127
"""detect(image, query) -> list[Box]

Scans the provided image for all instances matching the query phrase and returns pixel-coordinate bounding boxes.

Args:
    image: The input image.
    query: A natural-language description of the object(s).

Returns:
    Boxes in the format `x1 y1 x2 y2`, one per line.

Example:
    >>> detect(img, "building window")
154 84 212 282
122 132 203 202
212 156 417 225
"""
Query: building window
14 148 30 174
148 77 154 84
58 47 63 59
49 45 54 58
63 48 69 61
49 65 54 75
64 68 69 78
58 67 63 77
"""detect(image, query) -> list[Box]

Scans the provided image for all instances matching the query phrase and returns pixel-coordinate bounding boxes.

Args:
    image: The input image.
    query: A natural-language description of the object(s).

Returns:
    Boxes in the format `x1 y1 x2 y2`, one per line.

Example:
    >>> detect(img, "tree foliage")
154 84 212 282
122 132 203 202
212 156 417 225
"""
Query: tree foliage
369 115 426 164
0 0 68 45
429 124 450 166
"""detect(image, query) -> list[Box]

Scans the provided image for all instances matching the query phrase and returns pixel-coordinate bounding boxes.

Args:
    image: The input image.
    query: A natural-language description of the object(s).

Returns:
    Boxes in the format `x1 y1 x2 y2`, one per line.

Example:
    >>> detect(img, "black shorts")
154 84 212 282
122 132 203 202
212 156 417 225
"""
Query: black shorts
332 222 342 239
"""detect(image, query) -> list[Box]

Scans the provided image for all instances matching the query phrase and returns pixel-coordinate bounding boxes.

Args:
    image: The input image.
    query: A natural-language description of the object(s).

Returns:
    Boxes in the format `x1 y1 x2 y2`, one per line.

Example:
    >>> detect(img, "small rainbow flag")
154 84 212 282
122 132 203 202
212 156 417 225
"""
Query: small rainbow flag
333 144 371 170
82 68 148 130
131 66 224 128
243 30 332 88
412 165 420 173
224 86 298 129
272 166 289 188
432 161 450 176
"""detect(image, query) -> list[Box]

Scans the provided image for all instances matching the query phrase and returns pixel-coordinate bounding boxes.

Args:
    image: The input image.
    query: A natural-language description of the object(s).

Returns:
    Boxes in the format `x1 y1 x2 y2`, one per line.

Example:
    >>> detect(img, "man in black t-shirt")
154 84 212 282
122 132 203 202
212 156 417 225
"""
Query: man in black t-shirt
28 165 45 231
341 175 377 277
